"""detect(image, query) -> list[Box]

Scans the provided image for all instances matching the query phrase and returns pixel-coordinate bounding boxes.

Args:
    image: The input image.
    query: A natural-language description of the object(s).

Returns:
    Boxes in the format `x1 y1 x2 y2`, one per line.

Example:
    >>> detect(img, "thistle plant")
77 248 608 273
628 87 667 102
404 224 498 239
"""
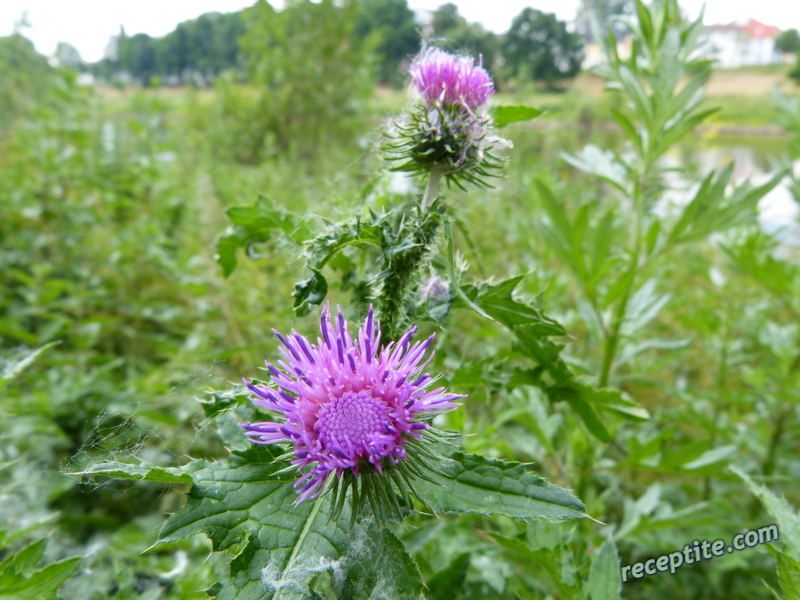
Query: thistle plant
83 45 587 598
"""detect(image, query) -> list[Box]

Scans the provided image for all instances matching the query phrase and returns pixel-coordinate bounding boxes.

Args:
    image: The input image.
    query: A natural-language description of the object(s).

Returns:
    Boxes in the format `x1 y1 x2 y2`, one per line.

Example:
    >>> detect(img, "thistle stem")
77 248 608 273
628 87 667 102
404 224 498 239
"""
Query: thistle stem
421 166 445 212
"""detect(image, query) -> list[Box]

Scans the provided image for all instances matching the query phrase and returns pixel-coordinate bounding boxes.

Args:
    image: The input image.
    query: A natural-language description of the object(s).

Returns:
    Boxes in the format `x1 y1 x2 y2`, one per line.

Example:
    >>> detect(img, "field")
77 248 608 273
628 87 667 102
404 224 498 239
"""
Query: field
2 9 800 599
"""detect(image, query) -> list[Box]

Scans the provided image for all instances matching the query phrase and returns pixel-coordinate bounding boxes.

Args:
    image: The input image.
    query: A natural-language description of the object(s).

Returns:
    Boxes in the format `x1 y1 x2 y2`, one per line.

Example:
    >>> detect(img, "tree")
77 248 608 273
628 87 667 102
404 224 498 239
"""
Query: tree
0 34 53 131
790 54 800 85
503 8 584 89
217 0 375 161
354 0 420 85
429 3 499 79
55 42 82 69
91 12 245 85
776 29 800 54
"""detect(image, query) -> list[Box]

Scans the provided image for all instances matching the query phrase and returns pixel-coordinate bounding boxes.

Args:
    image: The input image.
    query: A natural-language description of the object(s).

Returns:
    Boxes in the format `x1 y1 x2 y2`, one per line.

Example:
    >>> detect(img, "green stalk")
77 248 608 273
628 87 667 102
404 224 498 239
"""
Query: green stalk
598 167 648 387
421 166 444 213
376 167 445 344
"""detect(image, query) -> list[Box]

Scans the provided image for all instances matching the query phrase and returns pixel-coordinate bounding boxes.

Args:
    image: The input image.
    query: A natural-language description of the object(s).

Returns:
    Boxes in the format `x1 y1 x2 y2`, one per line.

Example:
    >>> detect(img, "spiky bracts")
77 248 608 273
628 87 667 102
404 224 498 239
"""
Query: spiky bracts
241 304 464 514
384 47 507 189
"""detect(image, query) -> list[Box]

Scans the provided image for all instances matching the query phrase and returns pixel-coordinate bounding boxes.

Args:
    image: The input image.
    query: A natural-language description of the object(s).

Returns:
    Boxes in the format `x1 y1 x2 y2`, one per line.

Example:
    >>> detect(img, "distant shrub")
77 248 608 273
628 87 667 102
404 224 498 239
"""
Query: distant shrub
211 0 376 163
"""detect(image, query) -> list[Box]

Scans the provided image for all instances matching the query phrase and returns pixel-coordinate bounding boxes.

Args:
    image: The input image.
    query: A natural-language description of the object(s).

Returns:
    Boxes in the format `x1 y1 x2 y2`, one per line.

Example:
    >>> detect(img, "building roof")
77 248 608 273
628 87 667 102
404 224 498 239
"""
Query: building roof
706 18 780 39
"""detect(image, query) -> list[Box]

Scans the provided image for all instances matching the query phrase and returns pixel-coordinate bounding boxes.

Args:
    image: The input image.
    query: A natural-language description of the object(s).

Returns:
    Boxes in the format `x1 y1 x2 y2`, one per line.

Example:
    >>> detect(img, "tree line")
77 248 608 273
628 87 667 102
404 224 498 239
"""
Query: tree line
86 0 617 89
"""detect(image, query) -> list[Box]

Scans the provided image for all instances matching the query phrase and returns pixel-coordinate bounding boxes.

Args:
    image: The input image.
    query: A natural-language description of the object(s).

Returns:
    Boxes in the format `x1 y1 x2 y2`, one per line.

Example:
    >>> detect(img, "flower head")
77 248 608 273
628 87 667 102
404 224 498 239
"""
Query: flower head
411 48 494 111
242 304 464 504
421 275 451 302
384 47 506 188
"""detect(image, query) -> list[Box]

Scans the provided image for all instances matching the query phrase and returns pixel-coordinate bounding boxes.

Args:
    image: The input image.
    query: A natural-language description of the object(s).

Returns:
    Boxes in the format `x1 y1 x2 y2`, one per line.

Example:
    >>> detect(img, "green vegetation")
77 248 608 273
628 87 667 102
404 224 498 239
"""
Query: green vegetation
2 0 800 597
79 0 585 91
92 11 246 84
776 28 800 54
503 8 585 89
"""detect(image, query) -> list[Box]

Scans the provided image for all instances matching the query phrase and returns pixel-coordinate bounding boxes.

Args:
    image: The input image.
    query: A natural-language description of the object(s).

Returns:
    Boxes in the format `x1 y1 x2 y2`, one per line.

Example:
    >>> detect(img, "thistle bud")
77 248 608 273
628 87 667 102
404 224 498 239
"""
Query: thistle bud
384 48 509 189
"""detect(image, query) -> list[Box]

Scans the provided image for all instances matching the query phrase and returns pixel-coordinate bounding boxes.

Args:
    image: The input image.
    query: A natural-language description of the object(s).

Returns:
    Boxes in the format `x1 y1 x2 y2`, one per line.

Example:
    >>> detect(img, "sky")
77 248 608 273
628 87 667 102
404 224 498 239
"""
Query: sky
1 0 799 63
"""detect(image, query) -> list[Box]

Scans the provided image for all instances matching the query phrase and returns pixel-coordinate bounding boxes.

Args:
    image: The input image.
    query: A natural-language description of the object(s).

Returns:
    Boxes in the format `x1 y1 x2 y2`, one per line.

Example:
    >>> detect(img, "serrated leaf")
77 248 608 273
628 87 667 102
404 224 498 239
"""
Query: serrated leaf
462 276 566 334
587 541 621 600
775 549 800 600
292 268 328 317
157 447 423 600
415 450 586 520
490 105 542 128
514 326 572 385
732 466 800 561
78 460 193 485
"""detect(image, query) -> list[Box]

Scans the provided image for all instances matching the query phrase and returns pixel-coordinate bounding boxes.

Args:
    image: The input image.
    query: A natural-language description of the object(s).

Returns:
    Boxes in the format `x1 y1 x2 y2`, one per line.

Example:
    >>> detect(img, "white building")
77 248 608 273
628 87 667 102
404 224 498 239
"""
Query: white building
704 19 782 68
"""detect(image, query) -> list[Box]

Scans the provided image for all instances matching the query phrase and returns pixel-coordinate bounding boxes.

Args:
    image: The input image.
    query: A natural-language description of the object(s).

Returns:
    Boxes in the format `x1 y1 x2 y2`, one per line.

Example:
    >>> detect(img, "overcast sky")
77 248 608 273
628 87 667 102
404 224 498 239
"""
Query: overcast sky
1 0 799 63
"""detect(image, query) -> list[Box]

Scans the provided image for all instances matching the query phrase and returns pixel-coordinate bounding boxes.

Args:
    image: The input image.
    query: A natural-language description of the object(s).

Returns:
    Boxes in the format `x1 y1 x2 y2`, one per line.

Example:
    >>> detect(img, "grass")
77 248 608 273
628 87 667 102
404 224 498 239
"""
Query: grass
100 65 796 131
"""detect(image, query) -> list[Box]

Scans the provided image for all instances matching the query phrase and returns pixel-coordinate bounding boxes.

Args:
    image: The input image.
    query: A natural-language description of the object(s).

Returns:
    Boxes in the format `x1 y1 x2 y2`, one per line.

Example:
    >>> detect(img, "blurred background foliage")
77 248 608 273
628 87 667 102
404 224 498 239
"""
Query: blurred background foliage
1 0 800 597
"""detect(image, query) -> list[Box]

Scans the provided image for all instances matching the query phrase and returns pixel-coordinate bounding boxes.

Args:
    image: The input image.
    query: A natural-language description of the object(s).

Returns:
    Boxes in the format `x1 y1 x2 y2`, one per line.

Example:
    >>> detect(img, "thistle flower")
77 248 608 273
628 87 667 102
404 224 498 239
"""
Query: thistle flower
384 47 507 189
241 304 464 509
411 48 495 111
421 275 451 302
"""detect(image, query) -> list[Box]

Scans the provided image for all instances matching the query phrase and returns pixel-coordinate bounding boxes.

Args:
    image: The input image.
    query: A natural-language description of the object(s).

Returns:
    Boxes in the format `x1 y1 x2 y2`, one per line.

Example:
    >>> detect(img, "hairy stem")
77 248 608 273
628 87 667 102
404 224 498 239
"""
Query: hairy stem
377 169 445 344
377 208 442 345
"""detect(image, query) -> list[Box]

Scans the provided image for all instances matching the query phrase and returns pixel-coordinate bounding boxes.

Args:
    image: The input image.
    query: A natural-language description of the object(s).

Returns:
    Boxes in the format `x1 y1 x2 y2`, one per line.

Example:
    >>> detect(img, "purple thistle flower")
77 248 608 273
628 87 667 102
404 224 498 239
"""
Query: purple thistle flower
411 48 495 111
421 275 451 302
241 303 464 503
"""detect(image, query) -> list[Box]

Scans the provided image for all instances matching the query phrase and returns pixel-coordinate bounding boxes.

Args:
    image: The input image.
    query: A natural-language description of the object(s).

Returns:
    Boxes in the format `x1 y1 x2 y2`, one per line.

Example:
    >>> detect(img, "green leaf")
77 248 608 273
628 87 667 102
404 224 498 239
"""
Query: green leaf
216 229 243 278
667 166 787 248
216 196 308 277
587 541 622 600
0 342 59 390
426 553 470 600
552 382 649 423
415 450 586 521
78 460 193 485
489 532 580 598
561 145 630 195
0 539 81 599
732 466 800 561
490 105 542 128
156 447 424 600
560 393 611 443
444 220 495 322
292 268 328 317
461 275 566 334
775 549 800 600
200 384 253 419
681 445 736 471
514 327 572 385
